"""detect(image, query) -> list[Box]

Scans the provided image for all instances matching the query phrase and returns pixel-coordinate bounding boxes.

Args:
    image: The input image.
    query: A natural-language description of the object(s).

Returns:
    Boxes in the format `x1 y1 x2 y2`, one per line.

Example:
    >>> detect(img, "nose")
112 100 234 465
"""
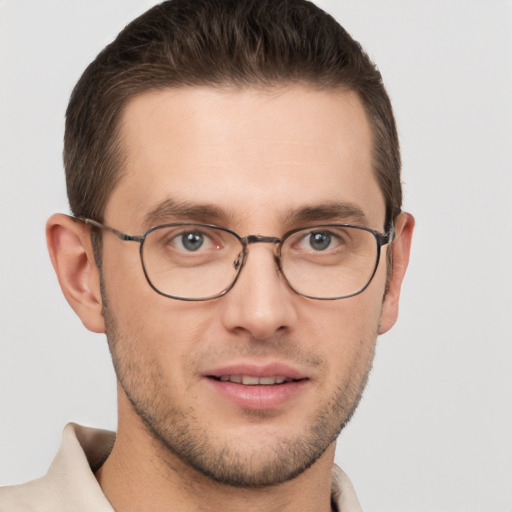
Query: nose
219 244 298 340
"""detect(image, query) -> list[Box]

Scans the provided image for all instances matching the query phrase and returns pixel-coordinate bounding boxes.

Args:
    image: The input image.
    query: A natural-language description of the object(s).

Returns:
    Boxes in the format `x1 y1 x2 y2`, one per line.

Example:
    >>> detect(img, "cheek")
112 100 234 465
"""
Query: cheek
302 293 381 374
307 290 382 341
103 266 218 373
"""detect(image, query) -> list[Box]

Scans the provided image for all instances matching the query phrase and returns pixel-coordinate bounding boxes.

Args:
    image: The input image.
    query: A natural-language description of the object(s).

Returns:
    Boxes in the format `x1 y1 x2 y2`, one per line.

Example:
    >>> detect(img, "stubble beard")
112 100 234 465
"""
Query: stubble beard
101 291 376 488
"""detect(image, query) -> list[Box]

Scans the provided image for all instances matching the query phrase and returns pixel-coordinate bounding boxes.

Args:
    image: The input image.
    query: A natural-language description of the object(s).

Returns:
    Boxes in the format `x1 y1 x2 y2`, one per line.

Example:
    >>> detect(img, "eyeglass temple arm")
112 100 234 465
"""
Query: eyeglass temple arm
377 225 395 246
77 217 144 243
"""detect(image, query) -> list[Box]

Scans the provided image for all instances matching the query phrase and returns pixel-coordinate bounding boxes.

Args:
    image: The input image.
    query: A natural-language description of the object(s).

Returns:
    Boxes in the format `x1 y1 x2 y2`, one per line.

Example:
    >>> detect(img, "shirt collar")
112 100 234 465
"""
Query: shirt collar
37 423 363 511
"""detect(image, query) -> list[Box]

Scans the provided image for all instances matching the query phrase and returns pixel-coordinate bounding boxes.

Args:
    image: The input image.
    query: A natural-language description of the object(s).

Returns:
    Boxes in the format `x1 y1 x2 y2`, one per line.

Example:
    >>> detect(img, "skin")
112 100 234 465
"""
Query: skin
47 85 414 512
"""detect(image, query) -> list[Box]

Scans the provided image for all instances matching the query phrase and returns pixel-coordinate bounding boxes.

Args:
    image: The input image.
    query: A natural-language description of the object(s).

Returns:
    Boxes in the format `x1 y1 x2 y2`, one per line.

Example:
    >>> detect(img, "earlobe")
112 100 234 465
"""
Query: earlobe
378 212 415 335
46 214 106 334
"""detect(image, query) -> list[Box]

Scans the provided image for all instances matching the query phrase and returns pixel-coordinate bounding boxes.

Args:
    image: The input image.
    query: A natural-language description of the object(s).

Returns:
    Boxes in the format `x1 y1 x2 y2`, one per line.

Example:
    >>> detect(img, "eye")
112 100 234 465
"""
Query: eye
171 230 215 252
307 231 332 251
295 230 342 252
290 227 352 255
178 232 205 251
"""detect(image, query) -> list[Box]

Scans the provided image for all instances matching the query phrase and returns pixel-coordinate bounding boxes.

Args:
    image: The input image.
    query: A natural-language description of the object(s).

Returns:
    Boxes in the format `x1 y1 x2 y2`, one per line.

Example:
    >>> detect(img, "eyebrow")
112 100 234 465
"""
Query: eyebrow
284 202 370 227
143 198 232 228
142 198 370 231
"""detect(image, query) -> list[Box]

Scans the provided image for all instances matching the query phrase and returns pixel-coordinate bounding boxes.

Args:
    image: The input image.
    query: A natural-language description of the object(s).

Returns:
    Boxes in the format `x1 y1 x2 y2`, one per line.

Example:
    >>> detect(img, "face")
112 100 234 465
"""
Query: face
100 85 390 486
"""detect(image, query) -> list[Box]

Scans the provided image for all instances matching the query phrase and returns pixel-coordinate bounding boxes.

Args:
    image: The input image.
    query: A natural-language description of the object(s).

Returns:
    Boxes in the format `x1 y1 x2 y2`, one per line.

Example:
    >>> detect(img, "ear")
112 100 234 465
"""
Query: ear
46 214 106 333
378 212 415 334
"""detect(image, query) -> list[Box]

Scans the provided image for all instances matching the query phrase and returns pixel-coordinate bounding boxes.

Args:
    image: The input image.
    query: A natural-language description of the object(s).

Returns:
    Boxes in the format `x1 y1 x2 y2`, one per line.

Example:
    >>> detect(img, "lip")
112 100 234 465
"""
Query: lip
203 363 309 410
206 362 307 380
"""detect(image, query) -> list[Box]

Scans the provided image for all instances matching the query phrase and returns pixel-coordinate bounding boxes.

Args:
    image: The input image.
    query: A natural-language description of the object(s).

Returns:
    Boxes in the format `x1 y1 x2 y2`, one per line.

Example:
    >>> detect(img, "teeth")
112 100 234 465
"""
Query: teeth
258 376 277 385
217 375 290 385
242 375 259 385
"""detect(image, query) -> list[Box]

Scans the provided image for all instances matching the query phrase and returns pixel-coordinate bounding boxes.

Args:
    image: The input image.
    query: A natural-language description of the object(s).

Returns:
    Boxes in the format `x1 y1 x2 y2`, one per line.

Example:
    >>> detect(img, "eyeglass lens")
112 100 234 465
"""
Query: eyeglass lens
141 224 381 300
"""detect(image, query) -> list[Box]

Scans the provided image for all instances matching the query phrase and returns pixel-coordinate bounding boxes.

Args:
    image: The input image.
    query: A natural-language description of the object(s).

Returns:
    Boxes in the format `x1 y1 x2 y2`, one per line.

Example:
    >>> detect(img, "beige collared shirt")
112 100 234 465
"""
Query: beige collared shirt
0 423 363 511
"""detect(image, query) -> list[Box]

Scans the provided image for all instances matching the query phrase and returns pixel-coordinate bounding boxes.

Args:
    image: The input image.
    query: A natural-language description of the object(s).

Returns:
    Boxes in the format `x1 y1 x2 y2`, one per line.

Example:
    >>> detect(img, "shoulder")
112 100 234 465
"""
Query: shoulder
0 423 115 512
0 477 60 511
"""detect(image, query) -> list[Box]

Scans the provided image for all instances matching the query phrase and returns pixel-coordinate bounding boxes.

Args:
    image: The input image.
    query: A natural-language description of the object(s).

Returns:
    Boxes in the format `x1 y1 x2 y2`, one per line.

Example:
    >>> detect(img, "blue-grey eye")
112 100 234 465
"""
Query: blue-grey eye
181 232 204 251
308 232 331 251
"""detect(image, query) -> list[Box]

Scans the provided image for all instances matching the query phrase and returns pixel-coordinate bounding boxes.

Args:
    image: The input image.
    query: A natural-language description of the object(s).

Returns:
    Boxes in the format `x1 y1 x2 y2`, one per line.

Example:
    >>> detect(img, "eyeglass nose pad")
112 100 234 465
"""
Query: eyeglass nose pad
273 253 282 272
233 251 244 270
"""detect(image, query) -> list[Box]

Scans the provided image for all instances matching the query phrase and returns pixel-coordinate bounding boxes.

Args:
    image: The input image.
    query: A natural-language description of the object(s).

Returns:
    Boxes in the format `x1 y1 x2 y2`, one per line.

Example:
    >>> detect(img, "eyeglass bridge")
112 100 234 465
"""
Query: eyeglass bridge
233 235 282 270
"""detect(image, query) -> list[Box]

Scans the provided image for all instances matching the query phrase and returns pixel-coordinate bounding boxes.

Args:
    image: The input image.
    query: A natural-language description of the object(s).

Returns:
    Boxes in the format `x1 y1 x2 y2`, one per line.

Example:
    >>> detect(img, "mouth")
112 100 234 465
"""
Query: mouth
209 375 297 386
204 364 309 410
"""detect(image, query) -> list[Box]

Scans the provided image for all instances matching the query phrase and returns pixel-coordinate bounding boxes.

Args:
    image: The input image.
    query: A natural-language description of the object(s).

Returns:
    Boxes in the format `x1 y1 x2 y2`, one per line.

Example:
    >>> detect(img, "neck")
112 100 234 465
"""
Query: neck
96 416 336 512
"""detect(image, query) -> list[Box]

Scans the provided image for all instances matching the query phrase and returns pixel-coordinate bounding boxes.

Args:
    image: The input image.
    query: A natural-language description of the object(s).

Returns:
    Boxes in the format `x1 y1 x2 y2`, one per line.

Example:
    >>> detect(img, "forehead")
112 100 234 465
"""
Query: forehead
106 85 384 231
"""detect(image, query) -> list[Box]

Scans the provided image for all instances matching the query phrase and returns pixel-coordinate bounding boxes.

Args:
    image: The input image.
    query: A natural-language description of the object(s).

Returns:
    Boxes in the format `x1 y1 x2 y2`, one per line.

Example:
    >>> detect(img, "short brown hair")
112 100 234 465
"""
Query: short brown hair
65 0 401 227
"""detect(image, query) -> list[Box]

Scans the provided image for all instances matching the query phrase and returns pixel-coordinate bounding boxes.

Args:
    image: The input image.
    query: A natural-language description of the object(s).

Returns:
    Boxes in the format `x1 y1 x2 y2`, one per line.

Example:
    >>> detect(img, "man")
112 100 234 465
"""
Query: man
0 0 413 510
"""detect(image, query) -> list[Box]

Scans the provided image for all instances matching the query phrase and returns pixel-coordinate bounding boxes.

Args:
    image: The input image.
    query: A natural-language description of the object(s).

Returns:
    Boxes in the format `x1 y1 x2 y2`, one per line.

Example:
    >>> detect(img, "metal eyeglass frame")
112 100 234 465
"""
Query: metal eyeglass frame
77 217 395 301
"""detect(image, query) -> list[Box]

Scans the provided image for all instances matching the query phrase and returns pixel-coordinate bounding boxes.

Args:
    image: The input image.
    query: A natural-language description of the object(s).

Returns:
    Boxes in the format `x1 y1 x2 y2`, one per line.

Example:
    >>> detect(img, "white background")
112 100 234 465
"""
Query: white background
1 1 511 511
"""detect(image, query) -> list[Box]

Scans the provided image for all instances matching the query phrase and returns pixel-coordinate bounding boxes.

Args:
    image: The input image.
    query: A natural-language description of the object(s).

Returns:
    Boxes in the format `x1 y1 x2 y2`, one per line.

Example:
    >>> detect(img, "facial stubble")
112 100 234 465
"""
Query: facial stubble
100 285 377 488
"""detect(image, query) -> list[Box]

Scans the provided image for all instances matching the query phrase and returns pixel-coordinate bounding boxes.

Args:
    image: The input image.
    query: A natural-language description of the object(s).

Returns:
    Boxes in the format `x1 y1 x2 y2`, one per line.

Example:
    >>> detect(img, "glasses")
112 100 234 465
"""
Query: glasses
79 218 394 301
